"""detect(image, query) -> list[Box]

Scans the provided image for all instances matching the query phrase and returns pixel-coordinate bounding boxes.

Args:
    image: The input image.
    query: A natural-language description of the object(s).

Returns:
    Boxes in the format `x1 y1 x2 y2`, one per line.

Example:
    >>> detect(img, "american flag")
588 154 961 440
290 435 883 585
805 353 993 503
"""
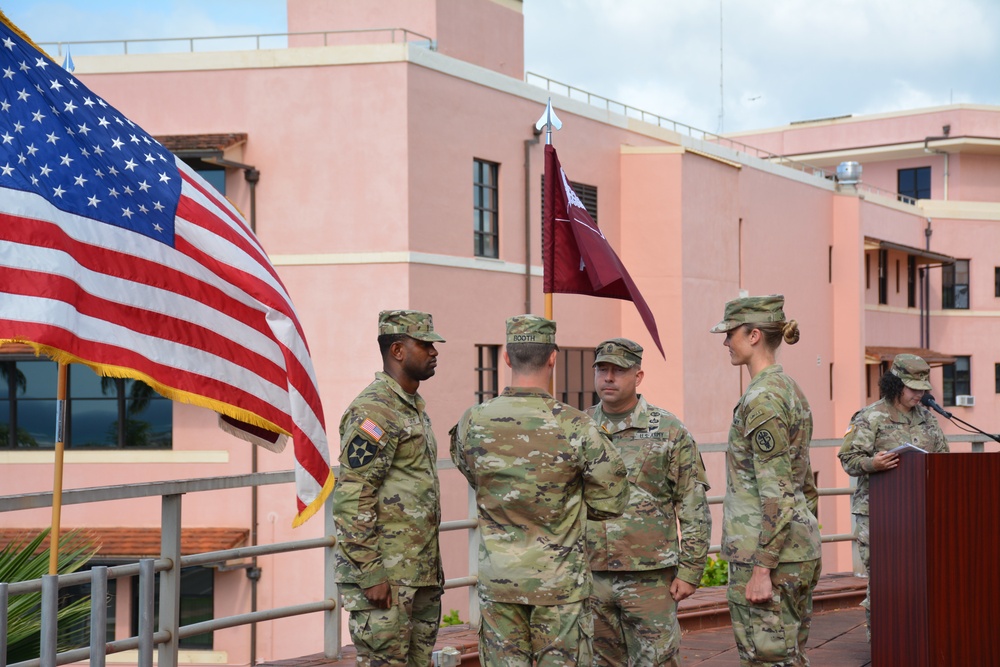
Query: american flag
0 19 333 526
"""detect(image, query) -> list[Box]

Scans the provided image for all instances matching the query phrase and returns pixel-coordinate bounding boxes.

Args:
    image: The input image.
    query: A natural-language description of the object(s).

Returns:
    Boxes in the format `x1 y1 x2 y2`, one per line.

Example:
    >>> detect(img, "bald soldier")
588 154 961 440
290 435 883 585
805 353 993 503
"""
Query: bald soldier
451 315 629 666
331 310 445 667
587 338 712 666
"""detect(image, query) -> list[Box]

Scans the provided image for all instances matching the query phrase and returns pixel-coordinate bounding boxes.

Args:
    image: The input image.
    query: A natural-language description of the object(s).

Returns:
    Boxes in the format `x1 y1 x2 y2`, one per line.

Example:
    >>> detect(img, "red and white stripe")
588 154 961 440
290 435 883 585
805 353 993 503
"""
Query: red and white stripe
0 158 332 525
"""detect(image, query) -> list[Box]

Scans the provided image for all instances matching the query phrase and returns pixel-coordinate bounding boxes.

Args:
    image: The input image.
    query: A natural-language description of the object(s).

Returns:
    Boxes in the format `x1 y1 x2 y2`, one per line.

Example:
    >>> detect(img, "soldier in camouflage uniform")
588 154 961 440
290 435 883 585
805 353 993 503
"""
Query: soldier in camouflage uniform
331 310 445 667
710 295 822 667
838 353 948 640
450 315 630 667
586 338 712 667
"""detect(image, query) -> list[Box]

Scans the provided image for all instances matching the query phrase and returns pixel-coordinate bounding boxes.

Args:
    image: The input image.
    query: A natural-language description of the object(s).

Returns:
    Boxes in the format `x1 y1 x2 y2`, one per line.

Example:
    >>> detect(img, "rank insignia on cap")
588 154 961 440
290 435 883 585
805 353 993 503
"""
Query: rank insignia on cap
360 418 385 442
347 435 378 469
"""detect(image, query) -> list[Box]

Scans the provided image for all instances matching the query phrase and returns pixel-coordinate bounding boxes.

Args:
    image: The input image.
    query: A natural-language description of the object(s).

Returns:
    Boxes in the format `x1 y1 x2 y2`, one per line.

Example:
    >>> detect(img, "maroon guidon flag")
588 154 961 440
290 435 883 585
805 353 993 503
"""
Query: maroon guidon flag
543 144 664 356
0 15 332 526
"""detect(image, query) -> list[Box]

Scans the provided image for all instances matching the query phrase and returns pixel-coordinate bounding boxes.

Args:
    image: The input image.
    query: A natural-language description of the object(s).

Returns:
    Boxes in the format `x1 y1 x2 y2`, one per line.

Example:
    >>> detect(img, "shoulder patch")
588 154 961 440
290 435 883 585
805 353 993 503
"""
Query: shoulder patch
345 434 379 469
754 428 776 453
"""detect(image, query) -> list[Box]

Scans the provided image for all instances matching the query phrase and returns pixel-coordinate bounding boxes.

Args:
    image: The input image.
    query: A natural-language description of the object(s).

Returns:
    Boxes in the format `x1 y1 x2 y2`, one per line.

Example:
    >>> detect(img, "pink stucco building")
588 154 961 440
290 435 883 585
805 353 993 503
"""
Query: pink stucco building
3 0 999 663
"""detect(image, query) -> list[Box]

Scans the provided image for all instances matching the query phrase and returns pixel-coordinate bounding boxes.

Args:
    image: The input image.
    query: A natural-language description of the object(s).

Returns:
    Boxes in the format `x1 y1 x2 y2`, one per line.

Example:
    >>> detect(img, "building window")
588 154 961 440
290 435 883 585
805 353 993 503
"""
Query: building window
475 344 500 403
541 178 599 223
60 562 118 646
865 254 870 290
995 267 1000 297
473 159 499 258
995 363 1000 394
131 566 214 650
182 158 226 195
878 249 888 304
555 347 598 411
0 359 172 449
898 166 931 200
942 356 970 406
942 260 969 309
907 256 917 308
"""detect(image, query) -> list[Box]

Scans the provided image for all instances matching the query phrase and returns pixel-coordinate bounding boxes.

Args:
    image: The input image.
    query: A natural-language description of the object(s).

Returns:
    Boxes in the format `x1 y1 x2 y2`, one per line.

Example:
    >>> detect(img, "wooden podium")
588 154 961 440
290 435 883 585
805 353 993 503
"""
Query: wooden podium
870 451 1000 666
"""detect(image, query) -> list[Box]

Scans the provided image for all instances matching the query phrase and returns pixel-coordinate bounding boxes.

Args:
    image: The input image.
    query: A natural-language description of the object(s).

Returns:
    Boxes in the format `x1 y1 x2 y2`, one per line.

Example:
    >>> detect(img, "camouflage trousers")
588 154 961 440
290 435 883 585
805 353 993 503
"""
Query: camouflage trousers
726 560 822 667
478 597 594 667
854 514 871 640
340 584 442 667
591 567 682 666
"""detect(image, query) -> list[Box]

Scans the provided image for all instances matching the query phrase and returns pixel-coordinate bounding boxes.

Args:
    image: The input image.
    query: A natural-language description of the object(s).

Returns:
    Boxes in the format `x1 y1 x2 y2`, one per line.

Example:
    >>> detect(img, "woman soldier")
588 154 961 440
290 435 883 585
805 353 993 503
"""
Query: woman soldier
838 353 949 640
710 294 822 667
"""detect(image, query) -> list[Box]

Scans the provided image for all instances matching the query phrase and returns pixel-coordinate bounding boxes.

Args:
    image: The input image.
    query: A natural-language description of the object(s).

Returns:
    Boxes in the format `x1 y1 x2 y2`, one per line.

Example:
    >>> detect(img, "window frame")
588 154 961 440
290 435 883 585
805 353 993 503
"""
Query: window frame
942 356 971 405
942 259 970 310
555 347 599 411
898 166 931 200
473 158 499 259
474 344 500 404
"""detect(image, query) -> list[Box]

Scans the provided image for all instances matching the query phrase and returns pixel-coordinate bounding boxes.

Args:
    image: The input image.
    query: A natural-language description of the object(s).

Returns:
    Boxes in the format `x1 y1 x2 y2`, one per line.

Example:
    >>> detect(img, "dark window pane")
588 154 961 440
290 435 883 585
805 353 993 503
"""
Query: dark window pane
0 360 171 449
132 566 214 650
70 400 120 448
898 166 931 200
555 347 598 411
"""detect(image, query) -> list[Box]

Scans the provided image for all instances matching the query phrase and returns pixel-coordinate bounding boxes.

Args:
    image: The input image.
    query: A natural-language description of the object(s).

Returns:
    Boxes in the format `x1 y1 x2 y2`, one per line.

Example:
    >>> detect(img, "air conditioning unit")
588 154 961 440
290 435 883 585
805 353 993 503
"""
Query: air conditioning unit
956 395 975 407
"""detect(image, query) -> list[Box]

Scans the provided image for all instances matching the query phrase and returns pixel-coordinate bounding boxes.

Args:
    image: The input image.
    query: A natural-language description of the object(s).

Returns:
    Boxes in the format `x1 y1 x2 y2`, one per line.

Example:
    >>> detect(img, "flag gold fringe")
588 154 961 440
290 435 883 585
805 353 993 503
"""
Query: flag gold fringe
0 10 59 64
292 470 335 528
0 338 291 438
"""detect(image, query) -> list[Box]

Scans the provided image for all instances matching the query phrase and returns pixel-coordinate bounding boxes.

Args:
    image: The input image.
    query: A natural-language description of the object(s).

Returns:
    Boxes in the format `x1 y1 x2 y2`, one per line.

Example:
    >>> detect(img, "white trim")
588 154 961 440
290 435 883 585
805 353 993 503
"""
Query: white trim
104 649 229 664
865 303 1000 318
270 250 543 275
0 450 230 465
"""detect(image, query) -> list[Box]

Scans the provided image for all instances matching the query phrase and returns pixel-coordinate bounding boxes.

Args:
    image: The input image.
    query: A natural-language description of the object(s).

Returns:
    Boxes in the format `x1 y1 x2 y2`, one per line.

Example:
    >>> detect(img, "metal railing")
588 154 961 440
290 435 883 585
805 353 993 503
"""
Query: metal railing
0 434 990 666
523 72 919 206
37 28 436 58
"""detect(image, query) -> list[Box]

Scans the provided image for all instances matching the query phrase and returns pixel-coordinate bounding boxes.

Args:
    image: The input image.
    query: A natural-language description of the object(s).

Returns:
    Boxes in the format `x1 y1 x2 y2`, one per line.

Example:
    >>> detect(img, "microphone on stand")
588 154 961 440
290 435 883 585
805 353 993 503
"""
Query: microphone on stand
920 393 953 419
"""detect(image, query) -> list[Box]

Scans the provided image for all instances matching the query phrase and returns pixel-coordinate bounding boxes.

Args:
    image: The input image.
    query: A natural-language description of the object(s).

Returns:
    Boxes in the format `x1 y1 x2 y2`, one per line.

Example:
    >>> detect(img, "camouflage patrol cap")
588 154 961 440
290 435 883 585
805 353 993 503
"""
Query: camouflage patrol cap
593 338 643 369
710 295 786 333
890 354 932 390
377 310 445 342
506 315 556 344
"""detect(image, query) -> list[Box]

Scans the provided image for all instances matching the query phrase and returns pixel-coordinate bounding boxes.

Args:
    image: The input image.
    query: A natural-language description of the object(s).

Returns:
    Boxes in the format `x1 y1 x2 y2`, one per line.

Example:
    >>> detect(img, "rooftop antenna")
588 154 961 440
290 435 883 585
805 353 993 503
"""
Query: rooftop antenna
717 0 724 134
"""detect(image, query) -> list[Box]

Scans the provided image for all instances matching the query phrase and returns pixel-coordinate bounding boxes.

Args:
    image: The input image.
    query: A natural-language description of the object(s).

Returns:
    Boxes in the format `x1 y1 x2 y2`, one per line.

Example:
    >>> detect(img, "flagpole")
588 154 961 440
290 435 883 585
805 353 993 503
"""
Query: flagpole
535 98 561 327
49 362 68 575
535 99 562 392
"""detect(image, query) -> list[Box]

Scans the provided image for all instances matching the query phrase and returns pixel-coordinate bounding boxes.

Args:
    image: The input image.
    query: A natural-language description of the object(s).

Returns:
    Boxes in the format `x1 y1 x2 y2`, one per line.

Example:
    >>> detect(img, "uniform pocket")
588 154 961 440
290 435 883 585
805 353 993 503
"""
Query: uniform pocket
731 602 794 664
330 480 363 519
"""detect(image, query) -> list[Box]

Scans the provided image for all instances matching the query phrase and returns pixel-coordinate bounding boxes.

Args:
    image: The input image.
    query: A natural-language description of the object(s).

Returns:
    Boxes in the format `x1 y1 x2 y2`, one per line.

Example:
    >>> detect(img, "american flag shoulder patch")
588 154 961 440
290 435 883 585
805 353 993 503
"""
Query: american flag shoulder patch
360 418 385 442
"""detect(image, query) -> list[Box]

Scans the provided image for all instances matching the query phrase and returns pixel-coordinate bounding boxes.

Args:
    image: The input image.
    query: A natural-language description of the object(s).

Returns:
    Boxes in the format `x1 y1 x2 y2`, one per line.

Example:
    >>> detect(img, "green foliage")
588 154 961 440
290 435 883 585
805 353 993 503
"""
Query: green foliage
0 529 98 663
700 555 729 587
440 609 463 627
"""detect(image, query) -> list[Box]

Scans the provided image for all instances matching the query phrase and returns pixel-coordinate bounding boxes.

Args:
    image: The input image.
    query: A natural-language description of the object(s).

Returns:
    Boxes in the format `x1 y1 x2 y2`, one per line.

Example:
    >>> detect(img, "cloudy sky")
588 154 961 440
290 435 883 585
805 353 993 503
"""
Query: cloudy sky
4 0 999 133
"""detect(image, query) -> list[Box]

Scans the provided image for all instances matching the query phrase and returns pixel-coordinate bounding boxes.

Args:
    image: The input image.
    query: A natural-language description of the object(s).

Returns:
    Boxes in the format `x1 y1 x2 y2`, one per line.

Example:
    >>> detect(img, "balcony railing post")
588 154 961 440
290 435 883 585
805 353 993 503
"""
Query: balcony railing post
39 575 58 667
157 494 183 667
138 559 155 667
89 566 108 667
323 493 341 659
0 582 8 667
466 484 480 628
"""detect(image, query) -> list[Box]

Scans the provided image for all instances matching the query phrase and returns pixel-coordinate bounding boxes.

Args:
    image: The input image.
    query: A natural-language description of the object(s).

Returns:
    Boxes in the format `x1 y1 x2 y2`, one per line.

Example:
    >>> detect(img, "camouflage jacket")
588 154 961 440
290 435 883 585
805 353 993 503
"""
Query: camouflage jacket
722 365 821 568
331 371 442 588
586 396 711 585
450 386 629 605
838 398 949 516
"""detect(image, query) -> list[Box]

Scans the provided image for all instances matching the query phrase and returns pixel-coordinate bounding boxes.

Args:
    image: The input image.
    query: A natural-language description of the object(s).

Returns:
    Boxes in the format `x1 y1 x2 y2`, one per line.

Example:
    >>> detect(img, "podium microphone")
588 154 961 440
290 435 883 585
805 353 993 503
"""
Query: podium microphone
921 393 953 419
